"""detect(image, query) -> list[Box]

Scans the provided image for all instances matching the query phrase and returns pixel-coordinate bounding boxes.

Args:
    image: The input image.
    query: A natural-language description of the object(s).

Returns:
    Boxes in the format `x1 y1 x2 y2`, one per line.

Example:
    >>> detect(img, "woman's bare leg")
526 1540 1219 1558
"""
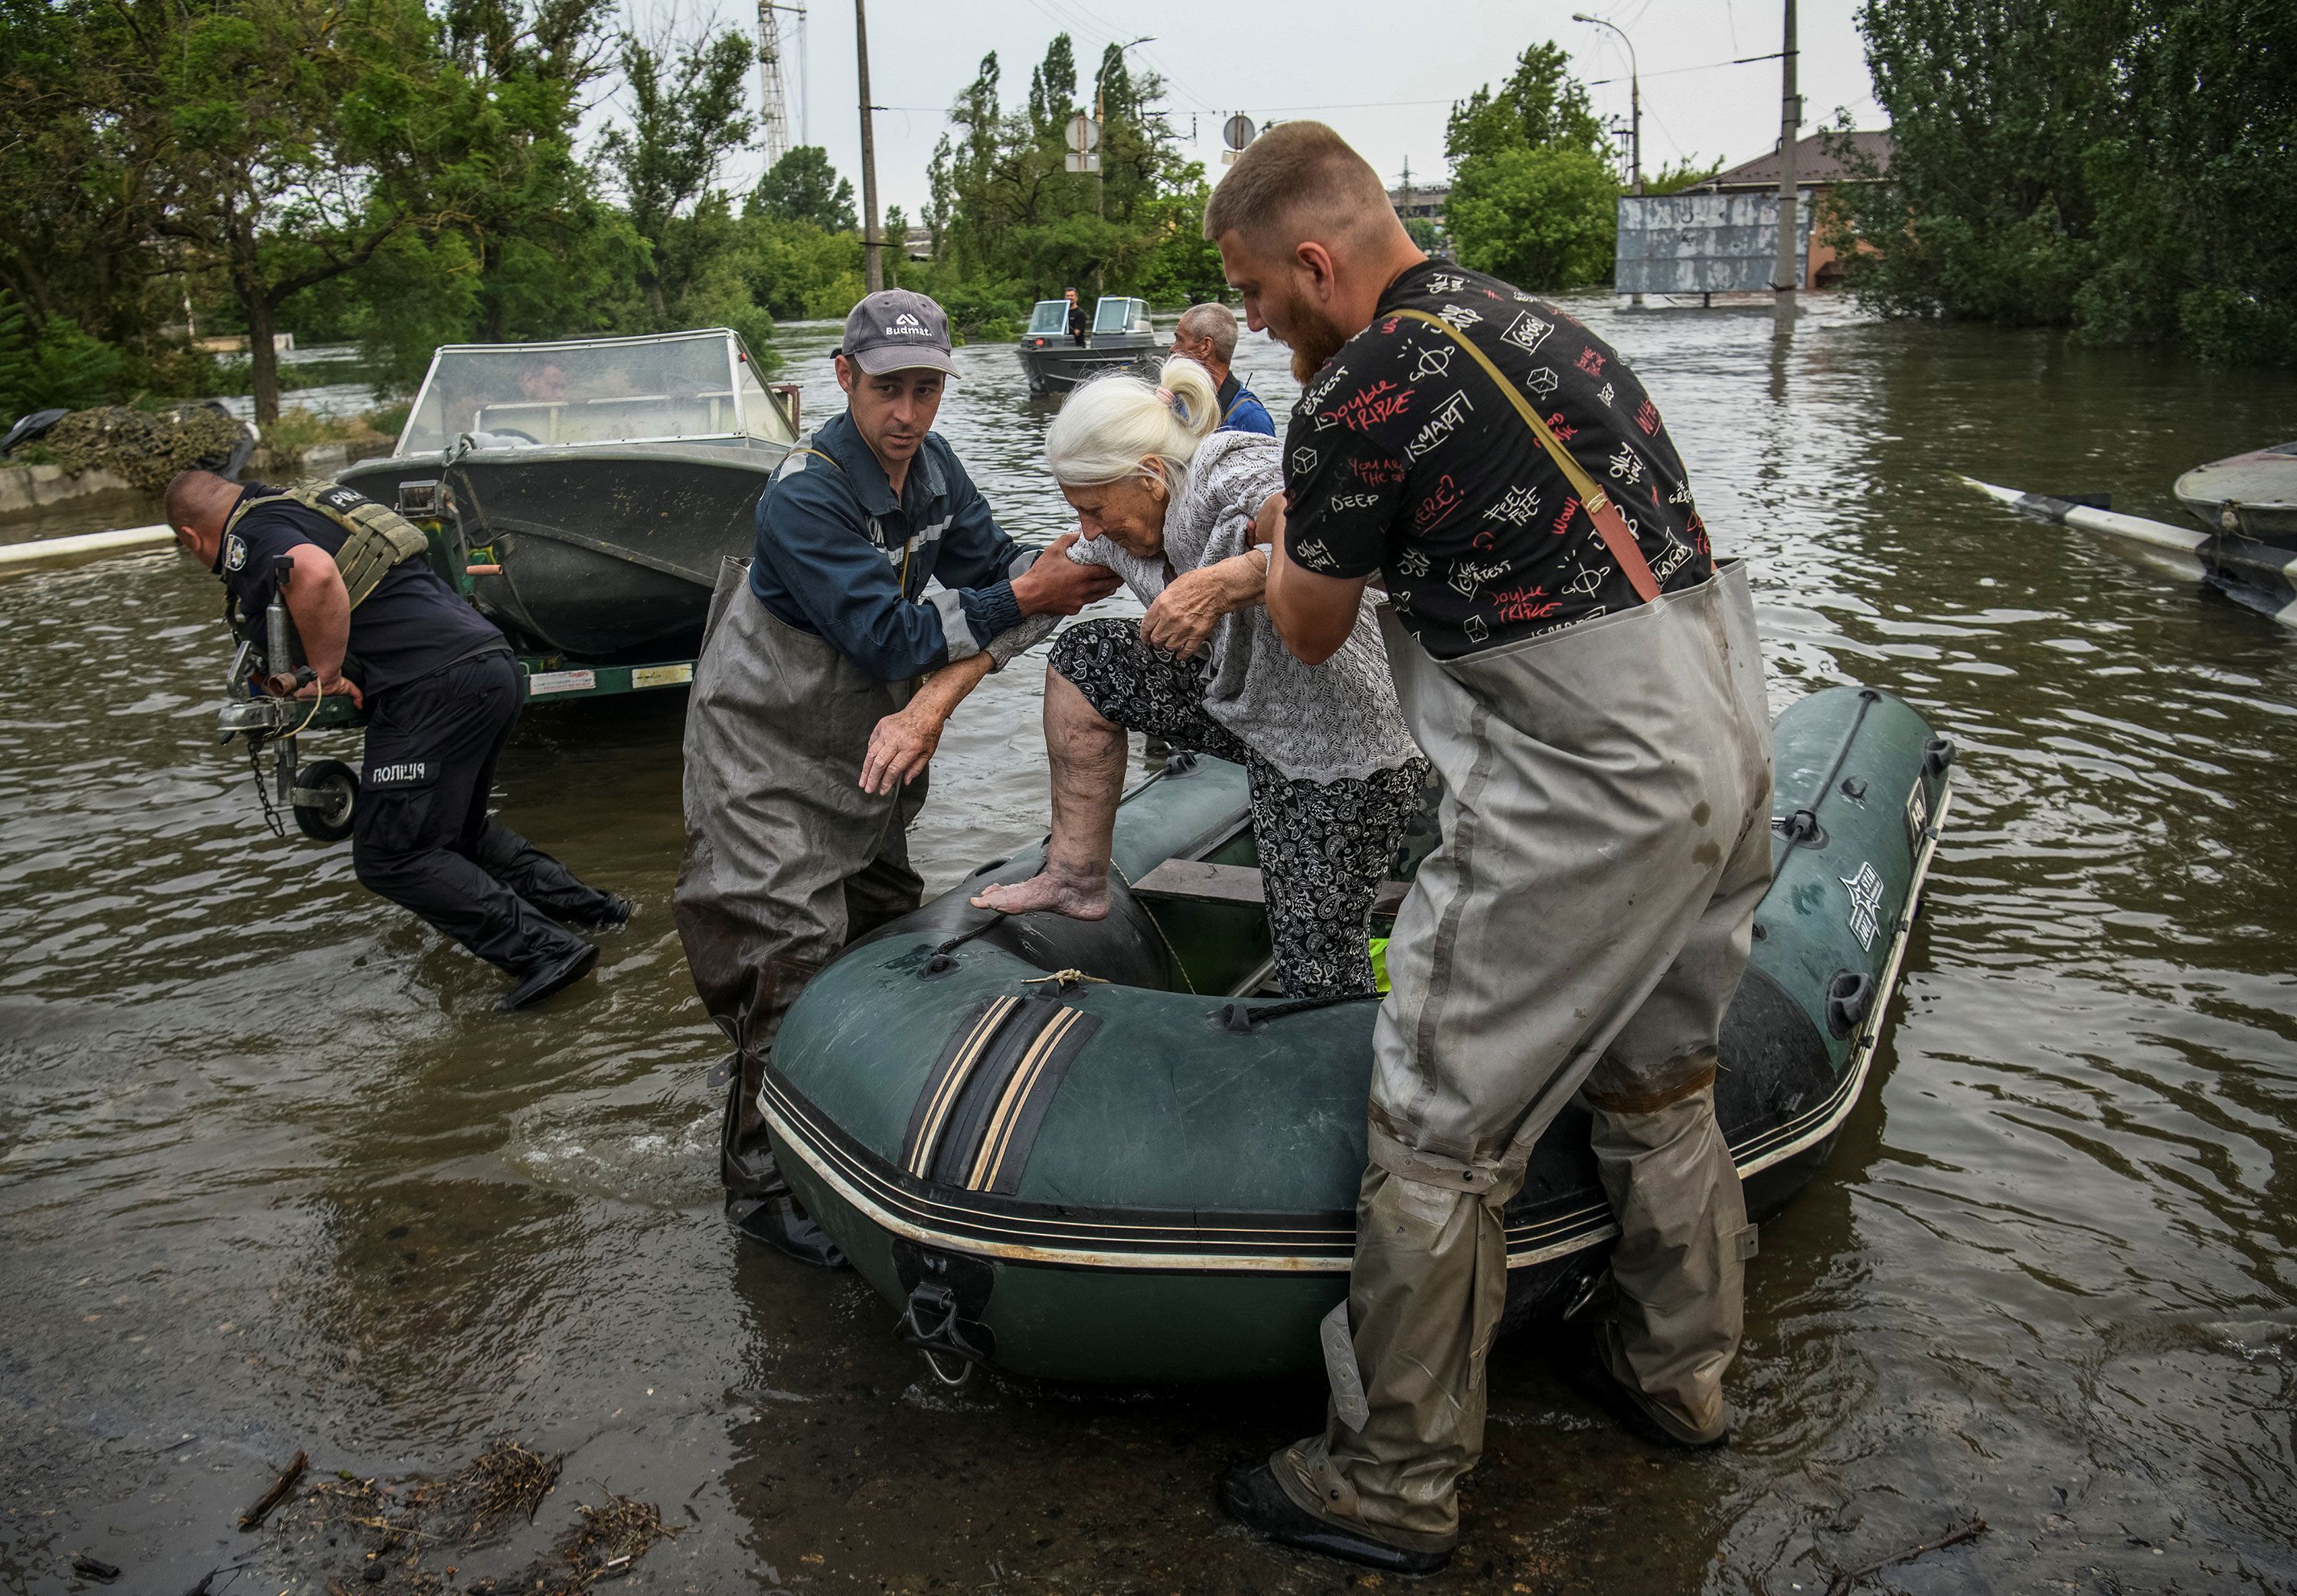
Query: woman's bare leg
970 670 1125 919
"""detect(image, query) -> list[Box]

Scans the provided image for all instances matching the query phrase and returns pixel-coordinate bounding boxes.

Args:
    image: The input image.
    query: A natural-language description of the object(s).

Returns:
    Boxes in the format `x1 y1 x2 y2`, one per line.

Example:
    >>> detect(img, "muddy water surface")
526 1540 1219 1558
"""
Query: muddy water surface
3 305 2295 1595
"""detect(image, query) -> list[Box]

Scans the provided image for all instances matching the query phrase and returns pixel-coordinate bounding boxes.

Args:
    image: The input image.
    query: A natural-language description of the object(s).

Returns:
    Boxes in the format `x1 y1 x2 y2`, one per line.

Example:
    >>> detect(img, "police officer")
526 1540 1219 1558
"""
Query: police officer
166 468 627 1011
674 289 1120 1262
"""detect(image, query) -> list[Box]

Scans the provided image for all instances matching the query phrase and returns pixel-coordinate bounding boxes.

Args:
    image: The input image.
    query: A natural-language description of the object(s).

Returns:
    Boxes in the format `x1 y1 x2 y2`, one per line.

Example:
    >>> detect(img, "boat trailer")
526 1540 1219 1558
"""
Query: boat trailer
216 478 699 842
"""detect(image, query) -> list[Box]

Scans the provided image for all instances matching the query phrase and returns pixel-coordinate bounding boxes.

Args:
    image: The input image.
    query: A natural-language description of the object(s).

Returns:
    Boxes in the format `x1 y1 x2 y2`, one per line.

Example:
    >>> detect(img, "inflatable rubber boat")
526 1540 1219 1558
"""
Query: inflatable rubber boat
764 685 1954 1383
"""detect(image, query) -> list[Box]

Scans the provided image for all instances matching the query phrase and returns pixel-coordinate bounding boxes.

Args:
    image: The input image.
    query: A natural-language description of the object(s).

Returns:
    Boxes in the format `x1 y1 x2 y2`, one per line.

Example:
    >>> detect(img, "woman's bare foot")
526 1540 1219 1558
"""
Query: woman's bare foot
970 864 1110 920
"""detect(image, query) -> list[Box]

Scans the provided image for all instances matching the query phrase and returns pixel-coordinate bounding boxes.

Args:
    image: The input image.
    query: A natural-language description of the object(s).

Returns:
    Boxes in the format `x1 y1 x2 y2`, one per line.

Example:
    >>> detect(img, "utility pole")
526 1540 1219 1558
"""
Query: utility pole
1772 0 1800 328
854 0 883 291
1573 13 1642 305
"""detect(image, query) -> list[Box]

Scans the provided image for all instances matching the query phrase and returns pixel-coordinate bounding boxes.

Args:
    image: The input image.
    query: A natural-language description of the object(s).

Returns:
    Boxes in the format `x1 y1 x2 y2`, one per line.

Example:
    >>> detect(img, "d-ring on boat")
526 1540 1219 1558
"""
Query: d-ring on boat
763 685 1953 1384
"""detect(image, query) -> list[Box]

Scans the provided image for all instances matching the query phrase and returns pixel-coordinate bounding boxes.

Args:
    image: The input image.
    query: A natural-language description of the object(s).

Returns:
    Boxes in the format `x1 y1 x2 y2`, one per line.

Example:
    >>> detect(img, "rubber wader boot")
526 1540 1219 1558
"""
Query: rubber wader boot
1217 1463 1451 1575
577 893 634 930
1584 1076 1753 1447
718 1048 846 1268
497 941 598 1013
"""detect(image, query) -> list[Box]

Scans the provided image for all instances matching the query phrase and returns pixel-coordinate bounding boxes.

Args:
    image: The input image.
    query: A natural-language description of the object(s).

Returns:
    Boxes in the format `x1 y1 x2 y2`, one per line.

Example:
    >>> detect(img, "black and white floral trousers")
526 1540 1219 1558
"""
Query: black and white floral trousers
1050 618 1431 998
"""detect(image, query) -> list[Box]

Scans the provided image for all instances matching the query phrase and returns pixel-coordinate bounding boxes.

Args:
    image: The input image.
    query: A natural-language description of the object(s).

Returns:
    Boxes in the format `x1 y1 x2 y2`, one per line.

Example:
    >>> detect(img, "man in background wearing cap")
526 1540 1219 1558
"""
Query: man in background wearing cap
675 289 1121 1264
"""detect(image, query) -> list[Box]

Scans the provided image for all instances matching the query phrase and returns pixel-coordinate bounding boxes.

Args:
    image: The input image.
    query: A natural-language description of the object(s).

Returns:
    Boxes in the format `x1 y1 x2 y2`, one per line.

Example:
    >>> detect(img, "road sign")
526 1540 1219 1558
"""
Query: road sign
1223 113 1256 152
1064 150 1101 173
1066 113 1099 154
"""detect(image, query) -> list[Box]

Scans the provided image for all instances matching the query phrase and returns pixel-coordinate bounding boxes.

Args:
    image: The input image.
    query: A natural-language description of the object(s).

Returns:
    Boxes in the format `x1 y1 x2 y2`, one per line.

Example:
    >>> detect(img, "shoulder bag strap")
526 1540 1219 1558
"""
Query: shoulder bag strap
1390 308 1661 603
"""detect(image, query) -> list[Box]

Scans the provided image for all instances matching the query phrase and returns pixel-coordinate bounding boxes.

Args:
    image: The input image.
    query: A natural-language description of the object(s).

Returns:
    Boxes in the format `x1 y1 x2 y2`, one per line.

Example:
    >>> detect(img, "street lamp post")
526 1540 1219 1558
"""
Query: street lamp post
1573 12 1642 307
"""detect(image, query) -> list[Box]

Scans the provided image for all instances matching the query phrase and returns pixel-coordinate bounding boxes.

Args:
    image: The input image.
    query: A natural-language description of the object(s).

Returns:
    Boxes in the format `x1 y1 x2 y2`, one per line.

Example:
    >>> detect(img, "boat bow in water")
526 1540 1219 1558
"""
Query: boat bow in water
763 684 1954 1383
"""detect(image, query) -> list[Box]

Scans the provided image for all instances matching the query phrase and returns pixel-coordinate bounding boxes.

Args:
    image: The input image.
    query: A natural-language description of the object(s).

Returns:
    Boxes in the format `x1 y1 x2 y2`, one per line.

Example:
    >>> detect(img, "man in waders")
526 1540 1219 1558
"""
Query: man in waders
166 469 627 1012
675 289 1120 1264
1170 302 1275 436
1206 123 1773 1573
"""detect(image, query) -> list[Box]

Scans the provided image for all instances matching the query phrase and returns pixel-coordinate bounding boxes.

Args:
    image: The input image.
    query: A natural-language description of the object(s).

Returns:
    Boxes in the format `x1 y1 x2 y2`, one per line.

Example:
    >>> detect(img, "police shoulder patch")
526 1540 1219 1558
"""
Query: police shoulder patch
224 534 247 573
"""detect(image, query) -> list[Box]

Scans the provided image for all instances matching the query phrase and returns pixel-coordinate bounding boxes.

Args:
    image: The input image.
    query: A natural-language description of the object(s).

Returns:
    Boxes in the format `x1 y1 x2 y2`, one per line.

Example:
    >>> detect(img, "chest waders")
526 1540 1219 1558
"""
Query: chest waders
1275 311 1776 1554
672 451 930 1238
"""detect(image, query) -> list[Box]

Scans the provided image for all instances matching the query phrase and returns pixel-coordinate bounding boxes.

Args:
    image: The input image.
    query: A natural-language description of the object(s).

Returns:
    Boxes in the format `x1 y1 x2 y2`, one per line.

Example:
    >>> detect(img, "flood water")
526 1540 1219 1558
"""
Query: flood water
4 302 2295 1596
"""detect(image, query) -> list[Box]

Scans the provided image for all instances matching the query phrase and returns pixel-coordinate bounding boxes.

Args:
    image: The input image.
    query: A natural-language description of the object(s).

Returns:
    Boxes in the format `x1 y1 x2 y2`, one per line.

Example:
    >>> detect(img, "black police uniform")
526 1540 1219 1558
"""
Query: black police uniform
217 483 621 1000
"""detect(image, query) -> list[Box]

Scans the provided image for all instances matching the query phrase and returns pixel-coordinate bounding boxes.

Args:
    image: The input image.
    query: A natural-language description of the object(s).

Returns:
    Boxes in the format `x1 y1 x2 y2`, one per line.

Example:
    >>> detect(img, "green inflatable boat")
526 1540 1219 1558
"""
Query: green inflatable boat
764 685 1954 1384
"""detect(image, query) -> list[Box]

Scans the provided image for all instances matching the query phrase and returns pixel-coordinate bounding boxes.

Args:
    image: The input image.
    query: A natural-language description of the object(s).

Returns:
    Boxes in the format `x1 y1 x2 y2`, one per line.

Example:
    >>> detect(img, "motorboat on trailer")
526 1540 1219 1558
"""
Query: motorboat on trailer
1962 441 2297 628
760 684 1954 1385
338 329 800 661
1018 296 1162 396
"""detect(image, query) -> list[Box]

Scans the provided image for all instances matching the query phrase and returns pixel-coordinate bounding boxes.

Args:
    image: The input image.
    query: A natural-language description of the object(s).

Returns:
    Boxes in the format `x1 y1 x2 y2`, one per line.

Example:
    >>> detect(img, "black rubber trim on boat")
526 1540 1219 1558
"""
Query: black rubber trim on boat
901 995 1024 1177
964 1005 1102 1196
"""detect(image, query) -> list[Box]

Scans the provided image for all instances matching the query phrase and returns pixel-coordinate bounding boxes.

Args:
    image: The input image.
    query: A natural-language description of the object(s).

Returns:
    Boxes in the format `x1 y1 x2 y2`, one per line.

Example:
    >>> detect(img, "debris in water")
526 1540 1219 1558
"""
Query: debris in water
408 1441 564 1539
554 1493 675 1588
238 1448 309 1530
69 1555 120 1582
1825 1516 1988 1595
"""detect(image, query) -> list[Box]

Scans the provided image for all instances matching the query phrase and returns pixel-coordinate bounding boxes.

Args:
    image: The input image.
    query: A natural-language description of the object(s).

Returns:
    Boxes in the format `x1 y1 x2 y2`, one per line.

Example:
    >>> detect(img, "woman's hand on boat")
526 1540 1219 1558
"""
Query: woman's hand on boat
1142 557 1261 658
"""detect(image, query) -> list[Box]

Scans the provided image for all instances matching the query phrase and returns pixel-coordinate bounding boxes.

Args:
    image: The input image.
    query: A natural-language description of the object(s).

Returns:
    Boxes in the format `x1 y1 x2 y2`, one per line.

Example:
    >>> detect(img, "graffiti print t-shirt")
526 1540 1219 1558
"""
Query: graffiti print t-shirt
1280 260 1712 659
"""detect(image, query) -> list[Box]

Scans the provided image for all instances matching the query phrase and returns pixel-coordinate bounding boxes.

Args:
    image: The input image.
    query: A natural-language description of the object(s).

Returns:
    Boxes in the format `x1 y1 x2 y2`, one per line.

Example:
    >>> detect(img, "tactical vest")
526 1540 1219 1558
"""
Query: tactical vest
224 480 431 610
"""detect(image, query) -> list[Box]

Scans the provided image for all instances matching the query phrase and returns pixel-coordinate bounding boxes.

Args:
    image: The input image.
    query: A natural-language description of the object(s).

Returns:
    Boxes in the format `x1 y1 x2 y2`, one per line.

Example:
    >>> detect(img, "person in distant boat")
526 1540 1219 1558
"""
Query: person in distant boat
1064 288 1090 346
971 357 1425 997
674 289 1121 1266
165 468 629 1012
1204 122 1771 1575
1170 302 1275 435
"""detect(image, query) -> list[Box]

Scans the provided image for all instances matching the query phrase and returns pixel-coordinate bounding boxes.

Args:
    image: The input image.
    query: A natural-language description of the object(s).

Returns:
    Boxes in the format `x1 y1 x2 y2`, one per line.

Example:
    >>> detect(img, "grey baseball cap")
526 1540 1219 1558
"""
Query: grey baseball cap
840 289 958 377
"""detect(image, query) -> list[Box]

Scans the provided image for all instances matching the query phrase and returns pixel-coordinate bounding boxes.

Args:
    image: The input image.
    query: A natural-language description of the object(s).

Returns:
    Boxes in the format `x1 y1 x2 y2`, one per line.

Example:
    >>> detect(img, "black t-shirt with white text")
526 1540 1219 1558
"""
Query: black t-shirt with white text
217 483 507 697
1281 260 1711 659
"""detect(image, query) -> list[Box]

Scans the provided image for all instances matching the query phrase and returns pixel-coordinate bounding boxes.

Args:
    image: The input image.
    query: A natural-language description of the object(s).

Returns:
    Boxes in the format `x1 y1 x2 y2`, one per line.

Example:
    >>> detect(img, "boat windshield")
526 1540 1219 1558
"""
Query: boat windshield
1091 297 1149 336
1028 301 1069 335
397 331 787 455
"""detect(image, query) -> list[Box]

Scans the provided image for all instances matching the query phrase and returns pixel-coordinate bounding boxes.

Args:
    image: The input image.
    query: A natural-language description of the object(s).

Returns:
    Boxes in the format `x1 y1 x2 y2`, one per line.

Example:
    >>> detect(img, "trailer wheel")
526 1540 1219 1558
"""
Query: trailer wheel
292 759 358 843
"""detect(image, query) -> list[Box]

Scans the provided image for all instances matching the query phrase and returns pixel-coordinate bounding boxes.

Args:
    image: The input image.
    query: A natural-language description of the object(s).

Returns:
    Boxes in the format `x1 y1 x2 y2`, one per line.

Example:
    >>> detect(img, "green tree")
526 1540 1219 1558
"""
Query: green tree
84 0 477 423
1446 145 1619 290
1444 42 1607 165
923 33 1196 305
1026 34 1077 139
0 292 128 419
598 26 756 321
1443 42 1618 290
751 145 858 232
1835 0 2297 362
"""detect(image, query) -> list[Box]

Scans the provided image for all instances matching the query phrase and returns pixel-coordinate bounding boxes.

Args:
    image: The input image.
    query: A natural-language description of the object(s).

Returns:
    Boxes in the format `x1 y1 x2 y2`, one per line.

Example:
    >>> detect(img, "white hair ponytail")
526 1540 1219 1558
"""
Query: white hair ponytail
1044 355 1224 494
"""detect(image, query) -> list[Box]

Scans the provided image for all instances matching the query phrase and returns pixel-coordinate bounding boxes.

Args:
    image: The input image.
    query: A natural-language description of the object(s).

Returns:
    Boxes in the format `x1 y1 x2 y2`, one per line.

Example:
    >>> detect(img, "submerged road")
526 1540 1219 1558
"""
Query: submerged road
2 305 2295 1594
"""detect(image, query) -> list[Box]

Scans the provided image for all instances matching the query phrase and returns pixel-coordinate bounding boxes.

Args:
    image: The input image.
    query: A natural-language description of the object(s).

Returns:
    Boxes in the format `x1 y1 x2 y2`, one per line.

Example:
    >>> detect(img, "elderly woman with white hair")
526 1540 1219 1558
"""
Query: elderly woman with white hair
972 357 1427 997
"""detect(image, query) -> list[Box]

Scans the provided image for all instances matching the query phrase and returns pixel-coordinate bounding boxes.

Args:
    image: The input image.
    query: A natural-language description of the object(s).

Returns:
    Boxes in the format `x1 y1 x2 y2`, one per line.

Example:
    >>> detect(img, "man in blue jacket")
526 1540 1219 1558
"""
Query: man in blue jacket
675 289 1120 1263
1171 302 1276 435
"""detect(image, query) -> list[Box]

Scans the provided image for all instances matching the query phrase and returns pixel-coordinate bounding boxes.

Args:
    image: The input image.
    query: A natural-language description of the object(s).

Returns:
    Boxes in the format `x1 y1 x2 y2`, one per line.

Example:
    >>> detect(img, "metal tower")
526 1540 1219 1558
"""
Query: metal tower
756 1 805 165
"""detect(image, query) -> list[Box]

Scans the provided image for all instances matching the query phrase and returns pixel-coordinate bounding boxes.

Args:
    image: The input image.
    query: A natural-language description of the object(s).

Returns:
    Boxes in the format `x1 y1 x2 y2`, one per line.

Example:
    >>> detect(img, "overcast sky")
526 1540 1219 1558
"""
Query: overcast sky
618 0 1884 217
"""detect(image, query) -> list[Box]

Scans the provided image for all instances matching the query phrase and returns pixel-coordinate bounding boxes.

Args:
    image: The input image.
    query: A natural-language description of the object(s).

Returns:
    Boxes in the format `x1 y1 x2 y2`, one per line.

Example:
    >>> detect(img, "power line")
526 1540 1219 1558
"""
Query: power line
1586 51 1780 86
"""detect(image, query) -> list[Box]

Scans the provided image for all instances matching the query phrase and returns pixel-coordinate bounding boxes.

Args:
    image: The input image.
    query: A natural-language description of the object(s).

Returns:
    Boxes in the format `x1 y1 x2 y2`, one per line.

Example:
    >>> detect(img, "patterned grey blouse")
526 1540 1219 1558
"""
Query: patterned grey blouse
1070 430 1423 784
